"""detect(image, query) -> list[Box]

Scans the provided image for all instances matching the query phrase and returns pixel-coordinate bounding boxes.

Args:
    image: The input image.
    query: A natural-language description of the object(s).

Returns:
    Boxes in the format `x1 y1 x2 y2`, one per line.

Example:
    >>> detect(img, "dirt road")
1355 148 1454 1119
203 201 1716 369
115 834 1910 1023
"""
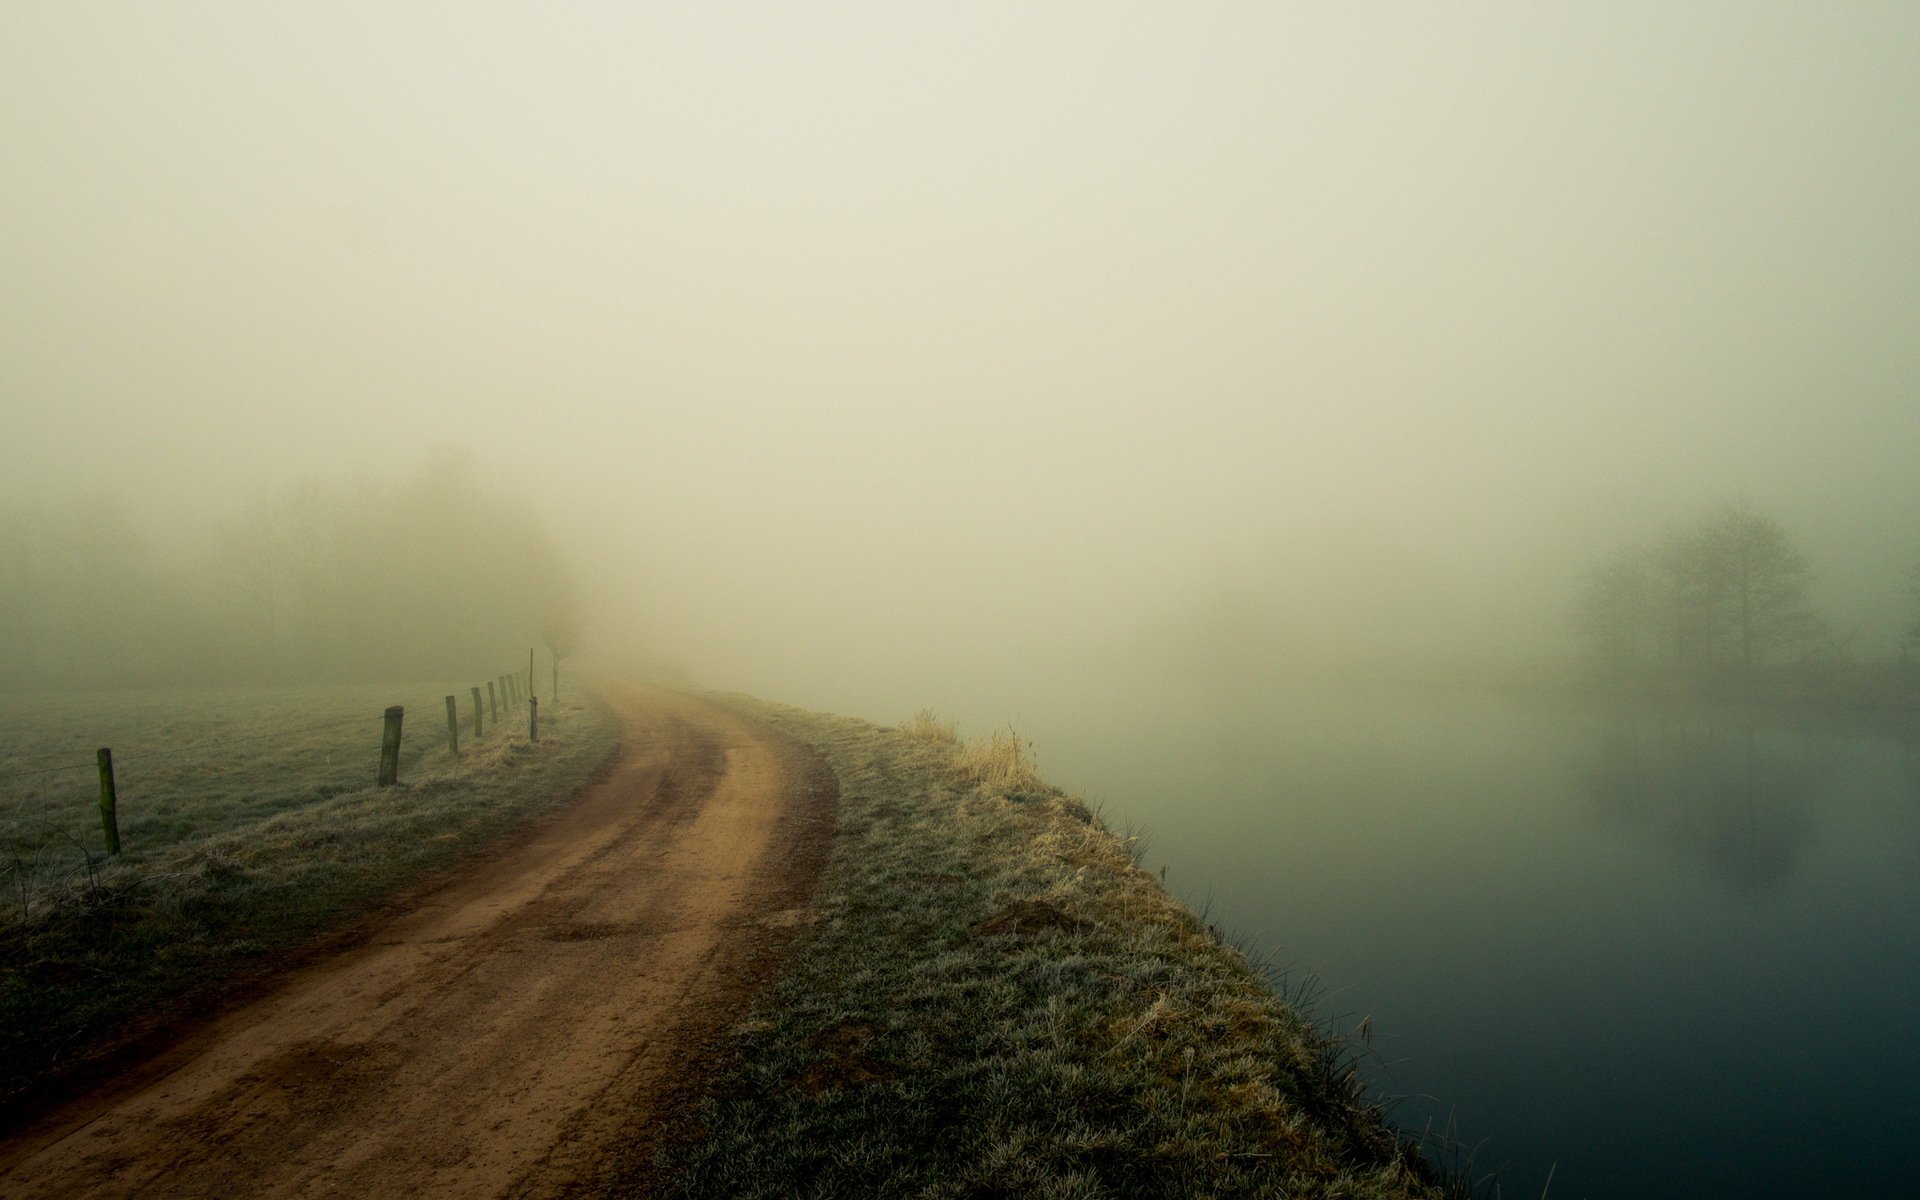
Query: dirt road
0 685 836 1199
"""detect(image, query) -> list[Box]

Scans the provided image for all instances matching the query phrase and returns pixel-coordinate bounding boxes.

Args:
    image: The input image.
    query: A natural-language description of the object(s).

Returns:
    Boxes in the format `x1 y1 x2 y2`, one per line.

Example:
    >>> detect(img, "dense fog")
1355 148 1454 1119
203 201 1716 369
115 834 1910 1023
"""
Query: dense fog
0 455 576 686
4 4 1918 720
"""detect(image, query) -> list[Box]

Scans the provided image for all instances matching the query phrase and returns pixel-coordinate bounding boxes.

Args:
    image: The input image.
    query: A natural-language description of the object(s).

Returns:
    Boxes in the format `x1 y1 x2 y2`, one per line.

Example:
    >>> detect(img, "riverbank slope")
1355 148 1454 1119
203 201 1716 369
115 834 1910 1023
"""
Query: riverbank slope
637 695 1446 1199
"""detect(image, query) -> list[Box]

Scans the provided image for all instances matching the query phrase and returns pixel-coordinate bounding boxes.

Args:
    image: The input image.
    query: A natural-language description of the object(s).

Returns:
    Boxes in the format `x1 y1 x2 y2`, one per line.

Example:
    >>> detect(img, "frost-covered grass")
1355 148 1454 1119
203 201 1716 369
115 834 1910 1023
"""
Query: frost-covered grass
0 683 618 1115
644 696 1448 1200
5 684 463 871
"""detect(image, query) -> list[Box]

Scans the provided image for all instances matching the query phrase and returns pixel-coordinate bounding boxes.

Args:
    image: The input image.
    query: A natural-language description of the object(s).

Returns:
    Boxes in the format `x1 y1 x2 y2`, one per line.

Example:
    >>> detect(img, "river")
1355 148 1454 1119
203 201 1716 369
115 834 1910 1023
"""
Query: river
1014 680 1920 1199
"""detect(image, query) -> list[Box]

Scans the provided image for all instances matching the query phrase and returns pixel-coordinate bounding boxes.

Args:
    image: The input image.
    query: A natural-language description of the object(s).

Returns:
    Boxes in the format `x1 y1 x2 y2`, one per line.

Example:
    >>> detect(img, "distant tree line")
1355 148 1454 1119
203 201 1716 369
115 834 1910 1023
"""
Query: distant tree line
0 456 582 689
1572 500 1828 680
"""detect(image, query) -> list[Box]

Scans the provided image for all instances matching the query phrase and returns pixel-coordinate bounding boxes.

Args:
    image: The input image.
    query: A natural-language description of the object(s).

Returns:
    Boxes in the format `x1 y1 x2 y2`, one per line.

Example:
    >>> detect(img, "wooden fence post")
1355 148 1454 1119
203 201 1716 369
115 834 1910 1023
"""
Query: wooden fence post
530 695 539 743
378 705 404 787
471 686 484 737
487 681 498 722
529 648 536 702
507 674 518 705
96 748 121 855
445 694 459 754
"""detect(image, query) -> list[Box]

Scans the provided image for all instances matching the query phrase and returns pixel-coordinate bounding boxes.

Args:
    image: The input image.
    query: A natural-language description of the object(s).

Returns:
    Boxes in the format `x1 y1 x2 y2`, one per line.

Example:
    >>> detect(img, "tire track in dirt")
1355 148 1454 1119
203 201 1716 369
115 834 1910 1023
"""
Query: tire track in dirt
0 684 837 1199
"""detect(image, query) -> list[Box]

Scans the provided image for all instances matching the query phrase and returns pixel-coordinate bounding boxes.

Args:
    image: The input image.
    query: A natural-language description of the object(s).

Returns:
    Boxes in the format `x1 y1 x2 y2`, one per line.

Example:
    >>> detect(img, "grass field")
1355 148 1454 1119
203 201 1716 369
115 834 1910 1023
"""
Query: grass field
0 681 619 1118
638 696 1451 1200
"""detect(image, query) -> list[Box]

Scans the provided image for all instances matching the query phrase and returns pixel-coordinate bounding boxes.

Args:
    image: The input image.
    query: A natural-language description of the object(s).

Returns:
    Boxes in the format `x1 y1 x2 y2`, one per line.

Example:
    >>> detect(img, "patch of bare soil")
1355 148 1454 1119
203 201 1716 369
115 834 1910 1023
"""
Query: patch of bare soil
792 1020 892 1097
0 684 837 1199
972 898 1087 938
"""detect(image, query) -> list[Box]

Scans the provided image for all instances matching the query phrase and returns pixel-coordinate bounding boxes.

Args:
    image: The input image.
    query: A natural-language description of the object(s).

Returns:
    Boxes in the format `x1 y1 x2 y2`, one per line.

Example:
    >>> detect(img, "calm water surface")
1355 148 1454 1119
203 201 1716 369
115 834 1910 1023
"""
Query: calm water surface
1022 684 1920 1199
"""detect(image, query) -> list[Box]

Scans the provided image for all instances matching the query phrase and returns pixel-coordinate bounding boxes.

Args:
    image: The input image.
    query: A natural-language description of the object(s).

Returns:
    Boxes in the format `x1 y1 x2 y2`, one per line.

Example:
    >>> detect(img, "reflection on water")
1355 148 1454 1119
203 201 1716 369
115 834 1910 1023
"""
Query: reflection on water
1022 683 1920 1200
1579 712 1829 893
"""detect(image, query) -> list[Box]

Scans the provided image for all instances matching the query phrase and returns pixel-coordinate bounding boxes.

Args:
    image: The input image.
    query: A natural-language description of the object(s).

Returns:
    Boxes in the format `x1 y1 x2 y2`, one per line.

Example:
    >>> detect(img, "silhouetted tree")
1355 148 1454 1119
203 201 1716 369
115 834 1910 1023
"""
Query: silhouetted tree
1700 501 1820 670
1574 500 1824 680
540 593 585 701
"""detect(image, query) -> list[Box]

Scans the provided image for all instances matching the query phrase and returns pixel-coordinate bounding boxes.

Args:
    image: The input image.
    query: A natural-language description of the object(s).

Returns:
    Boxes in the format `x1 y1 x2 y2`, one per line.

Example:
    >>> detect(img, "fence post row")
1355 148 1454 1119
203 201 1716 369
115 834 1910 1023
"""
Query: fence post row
378 705 405 787
96 747 121 855
67 693 507 853
63 677 535 848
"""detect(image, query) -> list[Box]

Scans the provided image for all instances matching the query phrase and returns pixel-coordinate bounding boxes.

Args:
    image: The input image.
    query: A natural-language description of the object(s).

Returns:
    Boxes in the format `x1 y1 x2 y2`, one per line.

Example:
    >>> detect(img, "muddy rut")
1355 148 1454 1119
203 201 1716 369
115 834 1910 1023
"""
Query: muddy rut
0 685 837 1199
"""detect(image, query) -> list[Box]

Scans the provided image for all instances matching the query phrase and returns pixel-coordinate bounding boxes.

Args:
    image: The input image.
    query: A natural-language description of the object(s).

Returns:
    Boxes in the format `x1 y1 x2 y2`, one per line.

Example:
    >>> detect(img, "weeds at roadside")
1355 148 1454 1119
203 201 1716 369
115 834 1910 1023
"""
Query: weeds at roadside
899 708 958 744
953 724 1043 792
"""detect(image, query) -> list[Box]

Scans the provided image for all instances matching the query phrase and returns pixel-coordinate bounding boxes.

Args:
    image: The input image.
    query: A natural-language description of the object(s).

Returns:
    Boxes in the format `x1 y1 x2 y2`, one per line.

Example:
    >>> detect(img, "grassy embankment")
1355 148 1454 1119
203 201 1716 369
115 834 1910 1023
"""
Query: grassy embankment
0 684 618 1120
642 697 1450 1200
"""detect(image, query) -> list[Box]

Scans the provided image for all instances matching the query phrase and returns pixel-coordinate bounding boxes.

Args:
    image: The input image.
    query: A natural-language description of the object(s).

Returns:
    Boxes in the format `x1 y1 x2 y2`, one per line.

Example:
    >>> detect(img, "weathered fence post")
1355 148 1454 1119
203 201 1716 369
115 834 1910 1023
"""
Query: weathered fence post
487 681 498 722
471 686 484 737
378 705 405 787
529 648 536 701
530 695 539 743
507 674 518 705
96 748 121 855
445 694 459 754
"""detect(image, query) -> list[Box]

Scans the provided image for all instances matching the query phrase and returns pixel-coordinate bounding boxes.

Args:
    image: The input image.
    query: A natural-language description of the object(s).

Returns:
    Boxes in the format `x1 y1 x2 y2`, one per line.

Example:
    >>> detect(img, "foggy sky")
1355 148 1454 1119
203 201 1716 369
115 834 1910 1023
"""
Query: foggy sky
5 3 1918 717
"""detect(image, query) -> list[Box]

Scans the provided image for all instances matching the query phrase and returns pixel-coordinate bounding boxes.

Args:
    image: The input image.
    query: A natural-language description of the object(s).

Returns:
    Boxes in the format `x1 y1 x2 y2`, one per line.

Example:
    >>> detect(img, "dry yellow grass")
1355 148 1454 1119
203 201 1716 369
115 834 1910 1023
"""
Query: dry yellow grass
898 707 958 744
953 723 1045 792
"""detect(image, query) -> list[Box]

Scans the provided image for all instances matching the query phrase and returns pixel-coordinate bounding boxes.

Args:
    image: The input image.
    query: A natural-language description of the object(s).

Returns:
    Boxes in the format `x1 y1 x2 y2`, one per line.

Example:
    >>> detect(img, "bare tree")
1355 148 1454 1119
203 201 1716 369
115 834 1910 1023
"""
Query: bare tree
1574 500 1825 681
540 601 585 702
1700 501 1820 670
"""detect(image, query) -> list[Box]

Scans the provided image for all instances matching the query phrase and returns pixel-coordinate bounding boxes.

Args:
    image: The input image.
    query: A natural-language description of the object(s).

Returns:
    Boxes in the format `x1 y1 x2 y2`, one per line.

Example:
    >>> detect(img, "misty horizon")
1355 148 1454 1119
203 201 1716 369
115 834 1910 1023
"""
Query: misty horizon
5 3 1918 719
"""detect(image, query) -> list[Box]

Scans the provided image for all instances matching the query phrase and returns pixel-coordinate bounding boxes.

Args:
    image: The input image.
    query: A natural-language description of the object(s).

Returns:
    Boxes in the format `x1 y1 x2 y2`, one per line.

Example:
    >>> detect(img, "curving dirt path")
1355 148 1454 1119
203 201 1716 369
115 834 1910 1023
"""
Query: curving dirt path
0 684 837 1199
